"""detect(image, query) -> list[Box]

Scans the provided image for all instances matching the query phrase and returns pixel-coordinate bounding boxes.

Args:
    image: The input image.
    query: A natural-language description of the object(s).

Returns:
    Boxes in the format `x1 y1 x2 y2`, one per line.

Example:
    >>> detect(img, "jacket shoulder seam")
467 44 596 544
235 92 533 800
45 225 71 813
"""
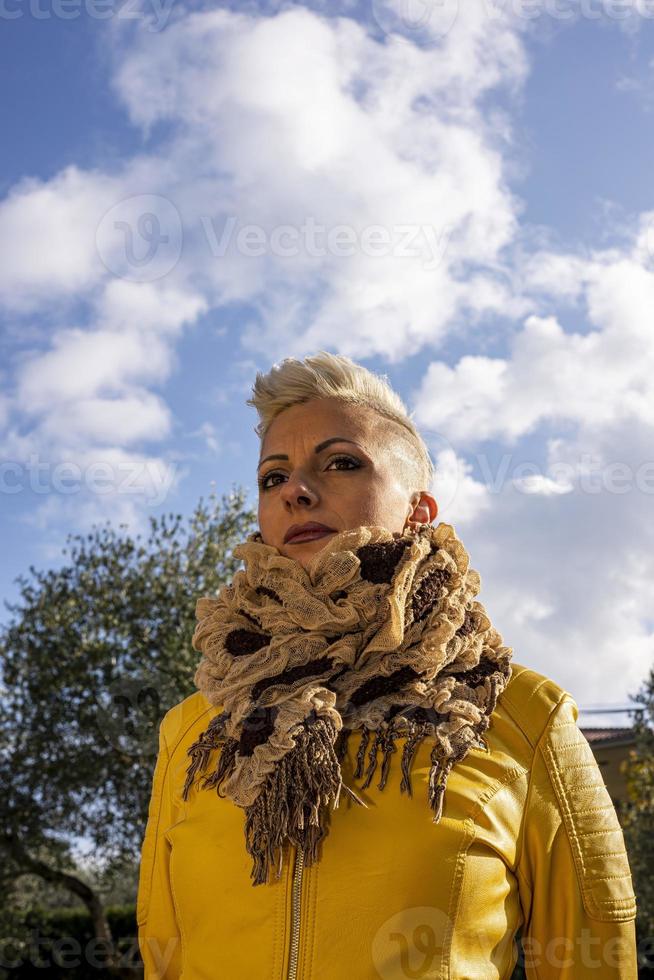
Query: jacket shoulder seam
499 667 568 748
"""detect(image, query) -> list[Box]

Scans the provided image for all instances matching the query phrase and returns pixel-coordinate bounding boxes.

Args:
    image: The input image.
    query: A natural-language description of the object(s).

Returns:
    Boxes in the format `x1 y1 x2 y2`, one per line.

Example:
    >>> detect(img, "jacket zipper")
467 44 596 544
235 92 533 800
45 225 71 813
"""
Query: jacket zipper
286 844 304 980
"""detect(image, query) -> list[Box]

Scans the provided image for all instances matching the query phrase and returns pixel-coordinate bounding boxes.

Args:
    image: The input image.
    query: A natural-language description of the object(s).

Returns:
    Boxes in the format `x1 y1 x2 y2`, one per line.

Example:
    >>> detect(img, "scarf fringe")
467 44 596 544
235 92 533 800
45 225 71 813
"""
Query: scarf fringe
182 713 229 802
345 715 453 818
243 717 369 885
183 715 369 885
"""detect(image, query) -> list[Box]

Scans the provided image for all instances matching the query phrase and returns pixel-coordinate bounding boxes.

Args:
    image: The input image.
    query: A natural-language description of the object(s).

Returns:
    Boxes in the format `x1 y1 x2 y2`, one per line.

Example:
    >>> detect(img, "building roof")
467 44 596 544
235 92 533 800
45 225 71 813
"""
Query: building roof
581 727 636 745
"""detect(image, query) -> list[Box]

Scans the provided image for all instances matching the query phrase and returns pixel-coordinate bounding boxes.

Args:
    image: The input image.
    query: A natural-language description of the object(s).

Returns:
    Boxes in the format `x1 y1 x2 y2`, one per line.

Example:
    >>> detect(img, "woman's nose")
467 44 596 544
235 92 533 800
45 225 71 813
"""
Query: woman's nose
279 472 318 506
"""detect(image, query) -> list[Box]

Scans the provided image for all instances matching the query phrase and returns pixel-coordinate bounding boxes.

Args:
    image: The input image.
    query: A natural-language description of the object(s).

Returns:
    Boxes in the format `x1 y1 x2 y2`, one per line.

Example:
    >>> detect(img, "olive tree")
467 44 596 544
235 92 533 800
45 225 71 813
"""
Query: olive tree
0 488 256 976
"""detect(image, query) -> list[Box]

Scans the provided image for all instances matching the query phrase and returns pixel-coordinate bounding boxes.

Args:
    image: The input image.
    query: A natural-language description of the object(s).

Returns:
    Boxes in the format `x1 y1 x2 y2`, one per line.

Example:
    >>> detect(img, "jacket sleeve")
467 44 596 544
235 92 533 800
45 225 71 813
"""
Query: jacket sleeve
516 694 638 979
137 719 183 980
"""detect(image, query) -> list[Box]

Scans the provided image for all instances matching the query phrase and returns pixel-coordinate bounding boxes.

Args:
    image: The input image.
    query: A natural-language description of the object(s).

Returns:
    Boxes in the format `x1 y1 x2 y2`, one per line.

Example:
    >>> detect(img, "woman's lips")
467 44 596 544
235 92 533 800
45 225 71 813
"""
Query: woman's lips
287 529 335 543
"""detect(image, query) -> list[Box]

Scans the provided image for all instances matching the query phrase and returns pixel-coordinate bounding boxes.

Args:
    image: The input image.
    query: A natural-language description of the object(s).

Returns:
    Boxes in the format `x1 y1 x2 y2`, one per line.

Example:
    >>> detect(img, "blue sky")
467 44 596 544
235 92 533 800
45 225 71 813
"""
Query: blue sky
1 0 654 724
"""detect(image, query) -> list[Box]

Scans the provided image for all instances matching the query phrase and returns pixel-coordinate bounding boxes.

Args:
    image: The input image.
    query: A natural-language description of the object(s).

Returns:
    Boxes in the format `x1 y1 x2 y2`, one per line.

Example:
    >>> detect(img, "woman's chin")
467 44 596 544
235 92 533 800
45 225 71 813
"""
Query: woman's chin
284 531 337 563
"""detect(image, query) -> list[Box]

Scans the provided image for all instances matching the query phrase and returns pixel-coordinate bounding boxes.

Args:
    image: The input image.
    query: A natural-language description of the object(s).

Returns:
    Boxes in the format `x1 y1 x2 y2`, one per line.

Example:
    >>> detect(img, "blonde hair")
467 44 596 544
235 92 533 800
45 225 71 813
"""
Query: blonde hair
246 351 434 494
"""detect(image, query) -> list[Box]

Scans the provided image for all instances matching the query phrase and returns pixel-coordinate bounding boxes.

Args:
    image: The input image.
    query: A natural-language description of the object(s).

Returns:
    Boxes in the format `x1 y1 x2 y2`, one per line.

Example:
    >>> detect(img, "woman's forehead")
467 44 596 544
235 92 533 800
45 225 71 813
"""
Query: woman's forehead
262 399 379 447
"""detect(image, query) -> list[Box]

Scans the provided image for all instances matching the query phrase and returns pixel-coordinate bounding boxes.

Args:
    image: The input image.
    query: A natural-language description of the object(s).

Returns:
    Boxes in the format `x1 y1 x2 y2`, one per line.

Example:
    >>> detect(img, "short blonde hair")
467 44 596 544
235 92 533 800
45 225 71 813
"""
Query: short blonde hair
246 351 434 494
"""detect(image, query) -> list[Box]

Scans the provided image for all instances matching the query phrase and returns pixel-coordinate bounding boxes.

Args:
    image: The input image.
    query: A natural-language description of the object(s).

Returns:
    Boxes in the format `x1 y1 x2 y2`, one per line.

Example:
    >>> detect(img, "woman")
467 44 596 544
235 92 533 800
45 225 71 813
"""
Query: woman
136 351 638 979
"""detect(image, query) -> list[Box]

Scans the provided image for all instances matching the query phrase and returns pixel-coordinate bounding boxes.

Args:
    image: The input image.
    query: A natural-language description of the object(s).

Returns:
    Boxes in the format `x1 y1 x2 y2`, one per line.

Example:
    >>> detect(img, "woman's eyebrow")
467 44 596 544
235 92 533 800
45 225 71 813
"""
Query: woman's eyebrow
257 437 363 471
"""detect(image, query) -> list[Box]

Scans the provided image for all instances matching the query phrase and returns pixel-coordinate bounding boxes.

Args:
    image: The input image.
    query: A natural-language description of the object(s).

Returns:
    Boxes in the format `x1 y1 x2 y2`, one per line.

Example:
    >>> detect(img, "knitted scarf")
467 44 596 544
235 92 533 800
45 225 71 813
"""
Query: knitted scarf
183 521 513 886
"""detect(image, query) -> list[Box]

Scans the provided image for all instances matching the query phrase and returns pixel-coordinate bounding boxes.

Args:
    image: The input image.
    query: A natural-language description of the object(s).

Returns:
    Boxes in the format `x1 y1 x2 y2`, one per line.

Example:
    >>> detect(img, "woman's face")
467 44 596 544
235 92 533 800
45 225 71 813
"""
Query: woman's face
257 397 437 569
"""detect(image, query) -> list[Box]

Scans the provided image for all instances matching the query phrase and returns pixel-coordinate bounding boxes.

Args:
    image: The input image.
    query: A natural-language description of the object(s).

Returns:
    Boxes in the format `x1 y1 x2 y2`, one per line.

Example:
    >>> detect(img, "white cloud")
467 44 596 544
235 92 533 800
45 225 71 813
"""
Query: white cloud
103 4 531 359
452 470 654 705
39 392 172 446
0 166 122 312
97 279 208 335
16 327 174 413
520 250 589 300
3 279 206 524
430 446 492 524
512 473 574 495
188 420 222 455
413 245 654 447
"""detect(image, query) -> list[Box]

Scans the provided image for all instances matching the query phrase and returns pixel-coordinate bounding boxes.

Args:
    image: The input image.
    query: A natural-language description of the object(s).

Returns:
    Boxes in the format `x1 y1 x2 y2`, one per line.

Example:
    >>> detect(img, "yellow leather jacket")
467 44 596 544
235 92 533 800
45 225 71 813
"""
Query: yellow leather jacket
137 662 638 978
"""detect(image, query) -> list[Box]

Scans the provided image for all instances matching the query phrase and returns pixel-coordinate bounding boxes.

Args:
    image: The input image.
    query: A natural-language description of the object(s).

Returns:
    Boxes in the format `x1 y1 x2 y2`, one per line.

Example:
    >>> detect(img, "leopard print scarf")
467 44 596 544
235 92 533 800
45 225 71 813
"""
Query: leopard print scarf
183 521 513 886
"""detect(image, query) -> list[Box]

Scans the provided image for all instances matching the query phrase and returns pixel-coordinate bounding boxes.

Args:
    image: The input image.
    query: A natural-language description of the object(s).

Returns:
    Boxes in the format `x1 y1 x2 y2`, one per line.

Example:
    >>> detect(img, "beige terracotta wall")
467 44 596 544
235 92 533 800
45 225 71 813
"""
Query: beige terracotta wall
587 739 635 814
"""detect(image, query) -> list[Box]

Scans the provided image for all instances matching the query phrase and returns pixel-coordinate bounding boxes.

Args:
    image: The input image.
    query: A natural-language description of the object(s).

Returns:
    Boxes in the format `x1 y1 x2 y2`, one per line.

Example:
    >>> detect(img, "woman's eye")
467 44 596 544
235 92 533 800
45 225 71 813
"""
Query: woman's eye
259 471 284 490
258 455 360 491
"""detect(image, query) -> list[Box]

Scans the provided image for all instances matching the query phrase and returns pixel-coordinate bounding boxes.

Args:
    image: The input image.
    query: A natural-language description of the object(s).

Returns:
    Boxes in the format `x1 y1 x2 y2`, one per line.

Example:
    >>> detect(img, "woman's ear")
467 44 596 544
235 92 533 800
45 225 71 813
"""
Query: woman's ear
405 492 438 529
